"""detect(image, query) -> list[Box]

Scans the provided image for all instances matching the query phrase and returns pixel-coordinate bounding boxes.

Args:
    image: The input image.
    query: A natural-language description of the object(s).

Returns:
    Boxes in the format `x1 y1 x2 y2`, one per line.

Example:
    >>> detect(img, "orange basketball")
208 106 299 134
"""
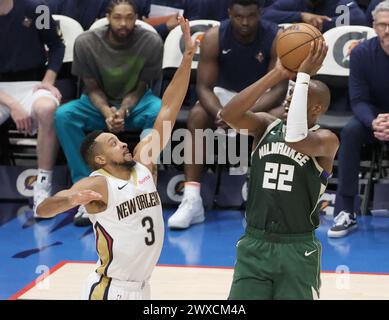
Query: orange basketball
276 23 324 72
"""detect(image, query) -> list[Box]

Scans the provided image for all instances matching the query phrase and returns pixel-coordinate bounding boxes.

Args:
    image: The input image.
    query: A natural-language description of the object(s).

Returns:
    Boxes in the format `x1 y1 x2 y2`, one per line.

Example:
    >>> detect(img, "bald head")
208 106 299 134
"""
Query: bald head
308 80 331 114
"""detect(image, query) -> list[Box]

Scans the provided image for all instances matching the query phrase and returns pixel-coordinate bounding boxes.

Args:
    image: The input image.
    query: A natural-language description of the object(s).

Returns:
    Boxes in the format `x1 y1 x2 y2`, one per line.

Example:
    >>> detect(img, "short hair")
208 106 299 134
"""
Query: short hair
106 0 138 15
229 0 264 9
80 130 104 169
372 0 389 21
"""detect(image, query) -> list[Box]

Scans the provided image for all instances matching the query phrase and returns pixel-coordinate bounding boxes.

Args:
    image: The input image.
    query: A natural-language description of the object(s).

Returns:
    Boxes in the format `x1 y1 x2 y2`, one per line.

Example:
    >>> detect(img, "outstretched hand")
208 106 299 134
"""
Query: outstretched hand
178 16 200 57
69 190 103 206
298 40 328 76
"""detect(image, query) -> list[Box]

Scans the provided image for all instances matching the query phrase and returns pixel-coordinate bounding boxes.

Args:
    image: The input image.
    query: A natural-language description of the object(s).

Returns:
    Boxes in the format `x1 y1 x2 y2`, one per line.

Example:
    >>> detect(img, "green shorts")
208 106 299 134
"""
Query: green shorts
228 226 322 300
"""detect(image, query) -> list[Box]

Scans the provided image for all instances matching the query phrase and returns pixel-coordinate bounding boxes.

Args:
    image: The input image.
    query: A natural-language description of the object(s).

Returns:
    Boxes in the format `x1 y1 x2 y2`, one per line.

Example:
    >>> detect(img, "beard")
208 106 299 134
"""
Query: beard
108 26 132 44
113 159 137 170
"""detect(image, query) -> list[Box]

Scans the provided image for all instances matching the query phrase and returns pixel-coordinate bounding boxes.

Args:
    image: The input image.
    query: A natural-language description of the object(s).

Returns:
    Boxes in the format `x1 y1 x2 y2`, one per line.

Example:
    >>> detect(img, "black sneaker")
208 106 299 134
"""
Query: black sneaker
327 211 357 238
74 205 91 227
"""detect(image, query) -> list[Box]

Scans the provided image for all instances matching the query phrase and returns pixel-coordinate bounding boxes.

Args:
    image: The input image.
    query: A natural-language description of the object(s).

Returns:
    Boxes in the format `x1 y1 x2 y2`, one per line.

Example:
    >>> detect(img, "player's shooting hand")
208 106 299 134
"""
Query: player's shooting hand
274 58 297 80
179 16 200 57
298 40 328 76
69 190 103 206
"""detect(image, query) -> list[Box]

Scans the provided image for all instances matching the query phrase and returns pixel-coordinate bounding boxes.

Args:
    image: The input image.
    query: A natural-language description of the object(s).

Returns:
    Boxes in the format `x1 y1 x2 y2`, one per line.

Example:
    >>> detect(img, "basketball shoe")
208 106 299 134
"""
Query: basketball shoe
327 211 358 238
33 181 52 218
168 196 205 229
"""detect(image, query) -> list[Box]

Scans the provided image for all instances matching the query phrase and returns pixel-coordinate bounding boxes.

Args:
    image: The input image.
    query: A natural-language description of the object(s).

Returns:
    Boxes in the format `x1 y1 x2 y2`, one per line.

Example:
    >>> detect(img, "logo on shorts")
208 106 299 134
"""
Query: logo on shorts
304 249 317 257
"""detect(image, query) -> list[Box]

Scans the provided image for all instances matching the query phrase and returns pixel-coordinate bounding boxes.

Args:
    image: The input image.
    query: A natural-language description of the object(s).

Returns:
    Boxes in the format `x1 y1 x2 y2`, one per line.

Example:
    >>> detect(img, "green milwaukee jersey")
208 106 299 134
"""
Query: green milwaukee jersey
245 119 330 234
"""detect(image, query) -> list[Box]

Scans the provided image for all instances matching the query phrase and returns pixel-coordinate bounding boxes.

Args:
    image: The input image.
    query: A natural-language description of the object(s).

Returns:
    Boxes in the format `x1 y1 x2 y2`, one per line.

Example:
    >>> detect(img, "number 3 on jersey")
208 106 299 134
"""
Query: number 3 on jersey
142 217 155 246
262 162 295 192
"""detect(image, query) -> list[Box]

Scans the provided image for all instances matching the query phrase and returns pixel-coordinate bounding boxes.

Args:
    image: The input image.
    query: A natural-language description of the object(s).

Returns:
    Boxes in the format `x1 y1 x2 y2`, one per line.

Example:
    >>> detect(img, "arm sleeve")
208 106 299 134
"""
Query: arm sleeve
349 46 376 129
261 0 304 24
285 72 310 143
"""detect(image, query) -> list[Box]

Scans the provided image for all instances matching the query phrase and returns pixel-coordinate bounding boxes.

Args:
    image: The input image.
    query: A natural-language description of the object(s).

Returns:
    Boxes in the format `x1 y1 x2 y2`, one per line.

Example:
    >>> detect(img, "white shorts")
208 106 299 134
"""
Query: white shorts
213 86 237 107
82 272 151 300
0 81 60 133
213 87 238 137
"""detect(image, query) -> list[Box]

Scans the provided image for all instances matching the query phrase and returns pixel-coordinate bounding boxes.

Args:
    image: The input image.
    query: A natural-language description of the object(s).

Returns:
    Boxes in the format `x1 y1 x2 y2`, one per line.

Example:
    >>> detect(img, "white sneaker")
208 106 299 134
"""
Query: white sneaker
33 182 52 218
327 211 358 238
168 196 205 229
73 205 91 227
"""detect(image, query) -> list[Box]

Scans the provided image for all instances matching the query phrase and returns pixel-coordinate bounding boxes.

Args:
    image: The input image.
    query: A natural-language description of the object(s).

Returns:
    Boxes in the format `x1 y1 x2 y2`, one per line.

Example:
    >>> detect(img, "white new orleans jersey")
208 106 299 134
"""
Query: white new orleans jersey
86 162 163 299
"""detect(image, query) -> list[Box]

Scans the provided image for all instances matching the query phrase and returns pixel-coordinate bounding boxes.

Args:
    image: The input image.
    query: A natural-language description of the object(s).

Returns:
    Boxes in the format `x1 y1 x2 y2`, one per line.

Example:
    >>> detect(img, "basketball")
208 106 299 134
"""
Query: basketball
276 23 324 72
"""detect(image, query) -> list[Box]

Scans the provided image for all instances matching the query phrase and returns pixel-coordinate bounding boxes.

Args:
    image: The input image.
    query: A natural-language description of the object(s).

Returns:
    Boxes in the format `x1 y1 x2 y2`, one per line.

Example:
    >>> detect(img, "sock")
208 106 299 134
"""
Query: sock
37 169 53 186
334 195 354 217
183 182 201 199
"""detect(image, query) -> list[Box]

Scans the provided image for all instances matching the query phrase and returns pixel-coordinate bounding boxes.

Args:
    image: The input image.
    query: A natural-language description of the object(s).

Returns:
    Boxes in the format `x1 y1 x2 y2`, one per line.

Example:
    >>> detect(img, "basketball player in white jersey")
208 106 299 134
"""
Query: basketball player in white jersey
36 17 199 300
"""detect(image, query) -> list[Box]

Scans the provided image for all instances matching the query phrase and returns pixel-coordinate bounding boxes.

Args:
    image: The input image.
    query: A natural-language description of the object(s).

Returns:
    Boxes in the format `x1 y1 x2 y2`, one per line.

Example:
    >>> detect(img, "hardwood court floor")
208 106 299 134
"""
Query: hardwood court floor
11 262 389 300
1 204 389 300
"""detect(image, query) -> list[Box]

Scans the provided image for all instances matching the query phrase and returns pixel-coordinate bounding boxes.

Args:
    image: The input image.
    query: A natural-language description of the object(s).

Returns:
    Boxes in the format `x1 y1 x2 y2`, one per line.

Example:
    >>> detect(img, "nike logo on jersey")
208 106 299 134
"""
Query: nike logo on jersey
222 49 231 55
270 131 277 135
304 249 317 257
118 183 128 190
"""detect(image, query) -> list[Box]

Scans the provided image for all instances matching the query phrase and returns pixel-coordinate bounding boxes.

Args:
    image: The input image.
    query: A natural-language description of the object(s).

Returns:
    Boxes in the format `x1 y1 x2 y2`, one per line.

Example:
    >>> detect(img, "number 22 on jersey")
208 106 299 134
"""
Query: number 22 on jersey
262 162 295 192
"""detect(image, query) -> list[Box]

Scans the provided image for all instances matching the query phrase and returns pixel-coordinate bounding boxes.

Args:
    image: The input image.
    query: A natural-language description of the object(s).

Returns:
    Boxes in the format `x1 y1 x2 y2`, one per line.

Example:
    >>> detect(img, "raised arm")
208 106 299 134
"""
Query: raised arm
134 17 199 167
220 63 292 137
36 176 107 218
284 41 339 167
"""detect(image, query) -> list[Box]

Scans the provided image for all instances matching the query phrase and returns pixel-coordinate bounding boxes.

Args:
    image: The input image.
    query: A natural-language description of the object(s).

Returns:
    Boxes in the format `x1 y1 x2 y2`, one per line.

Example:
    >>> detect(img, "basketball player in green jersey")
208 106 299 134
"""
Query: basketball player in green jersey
220 40 339 300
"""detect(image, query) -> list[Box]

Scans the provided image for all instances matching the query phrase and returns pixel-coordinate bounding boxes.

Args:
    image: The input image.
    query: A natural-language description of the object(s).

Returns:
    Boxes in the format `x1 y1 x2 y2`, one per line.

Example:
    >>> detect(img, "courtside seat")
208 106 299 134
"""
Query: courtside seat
5 15 84 166
89 17 158 33
315 25 377 133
